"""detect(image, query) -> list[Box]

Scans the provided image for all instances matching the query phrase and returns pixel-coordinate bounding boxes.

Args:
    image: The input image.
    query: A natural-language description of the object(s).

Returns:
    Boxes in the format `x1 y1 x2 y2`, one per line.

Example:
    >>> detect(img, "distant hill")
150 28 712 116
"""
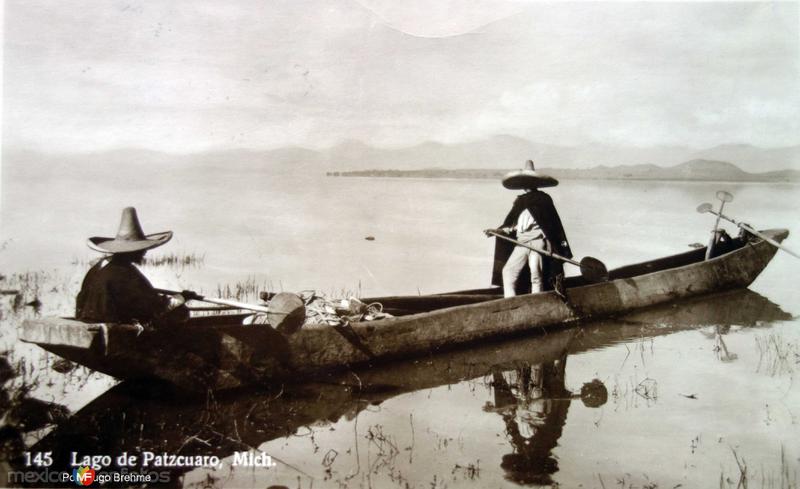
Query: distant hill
328 159 800 183
317 136 800 174
3 136 798 179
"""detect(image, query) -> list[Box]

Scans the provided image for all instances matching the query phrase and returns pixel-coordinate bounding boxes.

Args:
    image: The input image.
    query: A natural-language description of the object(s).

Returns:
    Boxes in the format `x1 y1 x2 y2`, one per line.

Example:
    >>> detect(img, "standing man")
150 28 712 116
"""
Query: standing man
76 207 194 326
485 160 572 297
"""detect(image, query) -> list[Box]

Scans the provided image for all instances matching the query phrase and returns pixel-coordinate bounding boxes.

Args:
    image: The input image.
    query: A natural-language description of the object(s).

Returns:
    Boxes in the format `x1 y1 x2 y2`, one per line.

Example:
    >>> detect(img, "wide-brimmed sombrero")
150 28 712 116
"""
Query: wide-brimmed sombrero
502 160 558 189
87 207 172 254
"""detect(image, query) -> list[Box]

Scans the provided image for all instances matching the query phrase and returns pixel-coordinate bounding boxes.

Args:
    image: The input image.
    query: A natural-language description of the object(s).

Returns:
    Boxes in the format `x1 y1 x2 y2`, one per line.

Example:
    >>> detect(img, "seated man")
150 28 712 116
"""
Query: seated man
76 207 191 326
485 160 571 298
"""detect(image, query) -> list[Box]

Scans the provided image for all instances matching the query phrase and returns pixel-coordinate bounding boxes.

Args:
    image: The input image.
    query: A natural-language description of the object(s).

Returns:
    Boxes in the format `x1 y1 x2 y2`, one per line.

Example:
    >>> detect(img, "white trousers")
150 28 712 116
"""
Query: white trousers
502 237 545 298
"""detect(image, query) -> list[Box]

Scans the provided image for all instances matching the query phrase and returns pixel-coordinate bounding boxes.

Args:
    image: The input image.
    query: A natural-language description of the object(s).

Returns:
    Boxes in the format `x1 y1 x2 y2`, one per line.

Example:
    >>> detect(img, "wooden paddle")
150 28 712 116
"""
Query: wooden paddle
696 203 800 259
155 288 271 313
157 289 309 333
705 190 733 260
485 230 609 283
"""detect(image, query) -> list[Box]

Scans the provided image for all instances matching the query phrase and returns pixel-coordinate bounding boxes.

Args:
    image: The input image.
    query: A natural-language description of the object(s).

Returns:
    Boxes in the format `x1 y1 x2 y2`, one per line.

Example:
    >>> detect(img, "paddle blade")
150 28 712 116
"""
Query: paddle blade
716 190 734 203
267 292 306 334
696 203 713 213
580 256 609 283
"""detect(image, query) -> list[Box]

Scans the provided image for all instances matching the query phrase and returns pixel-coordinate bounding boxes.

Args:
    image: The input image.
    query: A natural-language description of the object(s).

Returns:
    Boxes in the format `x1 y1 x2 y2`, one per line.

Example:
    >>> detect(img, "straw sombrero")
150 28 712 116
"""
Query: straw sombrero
87 207 172 254
502 160 558 189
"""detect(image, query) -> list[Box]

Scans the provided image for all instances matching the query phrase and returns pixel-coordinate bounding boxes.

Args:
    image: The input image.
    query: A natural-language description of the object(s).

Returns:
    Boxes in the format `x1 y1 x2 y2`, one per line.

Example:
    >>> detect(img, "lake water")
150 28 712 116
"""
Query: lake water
1 162 799 488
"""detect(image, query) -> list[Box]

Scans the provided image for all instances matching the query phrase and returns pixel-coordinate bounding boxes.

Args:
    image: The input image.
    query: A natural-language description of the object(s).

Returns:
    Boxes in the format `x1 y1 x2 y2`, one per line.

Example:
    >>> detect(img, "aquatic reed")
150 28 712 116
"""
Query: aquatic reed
718 445 798 489
143 252 205 268
215 277 273 303
755 333 797 377
69 251 205 269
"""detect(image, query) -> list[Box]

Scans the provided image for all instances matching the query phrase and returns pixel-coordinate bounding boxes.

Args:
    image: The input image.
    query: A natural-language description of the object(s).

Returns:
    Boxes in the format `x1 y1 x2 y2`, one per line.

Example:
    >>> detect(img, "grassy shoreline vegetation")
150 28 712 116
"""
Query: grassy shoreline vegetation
215 276 273 302
0 253 281 449
70 251 206 269
0 268 110 456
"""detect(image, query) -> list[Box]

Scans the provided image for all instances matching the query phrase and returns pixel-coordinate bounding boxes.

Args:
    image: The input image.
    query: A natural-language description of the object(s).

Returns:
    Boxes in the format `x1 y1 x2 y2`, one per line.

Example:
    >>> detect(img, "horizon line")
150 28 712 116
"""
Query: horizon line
3 136 800 157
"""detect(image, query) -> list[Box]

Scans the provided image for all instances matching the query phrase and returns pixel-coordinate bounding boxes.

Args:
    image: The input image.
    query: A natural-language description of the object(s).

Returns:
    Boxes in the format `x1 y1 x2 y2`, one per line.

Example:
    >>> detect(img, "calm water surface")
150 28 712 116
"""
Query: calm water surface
1 164 798 487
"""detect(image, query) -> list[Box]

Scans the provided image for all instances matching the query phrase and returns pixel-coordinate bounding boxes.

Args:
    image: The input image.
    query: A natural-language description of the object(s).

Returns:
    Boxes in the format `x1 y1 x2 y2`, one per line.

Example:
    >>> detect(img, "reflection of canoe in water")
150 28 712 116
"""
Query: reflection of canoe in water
27 288 790 486
20 229 789 391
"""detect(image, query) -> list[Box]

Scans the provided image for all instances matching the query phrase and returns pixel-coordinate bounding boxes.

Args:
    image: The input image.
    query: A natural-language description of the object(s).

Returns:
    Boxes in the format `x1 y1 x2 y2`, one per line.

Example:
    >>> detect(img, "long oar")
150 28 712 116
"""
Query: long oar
696 204 800 259
486 230 609 283
705 190 734 260
155 288 271 313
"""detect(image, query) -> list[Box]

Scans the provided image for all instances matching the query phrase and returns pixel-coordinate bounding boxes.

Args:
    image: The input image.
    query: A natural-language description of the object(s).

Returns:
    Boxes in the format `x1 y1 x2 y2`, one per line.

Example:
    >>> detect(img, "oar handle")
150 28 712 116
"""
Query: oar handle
737 223 800 259
487 230 581 266
155 288 271 314
195 297 271 314
711 201 726 234
704 211 800 260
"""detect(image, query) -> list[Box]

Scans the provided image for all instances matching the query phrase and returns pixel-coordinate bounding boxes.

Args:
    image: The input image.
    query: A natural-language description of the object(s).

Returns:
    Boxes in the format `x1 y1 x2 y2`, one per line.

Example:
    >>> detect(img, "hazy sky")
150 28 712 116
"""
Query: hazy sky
3 0 799 153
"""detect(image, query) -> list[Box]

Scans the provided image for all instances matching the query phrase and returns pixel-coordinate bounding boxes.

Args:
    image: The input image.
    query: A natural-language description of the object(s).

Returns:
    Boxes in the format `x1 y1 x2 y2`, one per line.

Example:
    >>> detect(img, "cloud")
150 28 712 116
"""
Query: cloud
3 0 799 153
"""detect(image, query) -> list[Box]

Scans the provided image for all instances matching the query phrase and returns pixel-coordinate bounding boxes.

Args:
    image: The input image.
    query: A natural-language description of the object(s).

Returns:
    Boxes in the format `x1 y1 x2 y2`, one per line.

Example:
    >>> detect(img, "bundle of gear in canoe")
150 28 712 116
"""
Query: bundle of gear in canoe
244 290 392 333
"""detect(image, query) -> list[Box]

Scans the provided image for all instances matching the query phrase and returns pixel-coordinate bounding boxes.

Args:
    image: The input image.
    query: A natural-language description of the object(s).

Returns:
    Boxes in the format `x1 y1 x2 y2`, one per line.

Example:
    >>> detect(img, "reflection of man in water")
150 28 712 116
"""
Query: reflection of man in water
485 353 607 485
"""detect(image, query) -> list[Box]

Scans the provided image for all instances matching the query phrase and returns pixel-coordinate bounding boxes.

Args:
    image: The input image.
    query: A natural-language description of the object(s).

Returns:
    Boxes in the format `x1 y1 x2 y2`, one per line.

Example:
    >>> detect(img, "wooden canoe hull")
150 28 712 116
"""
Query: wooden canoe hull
29 288 791 483
20 229 788 391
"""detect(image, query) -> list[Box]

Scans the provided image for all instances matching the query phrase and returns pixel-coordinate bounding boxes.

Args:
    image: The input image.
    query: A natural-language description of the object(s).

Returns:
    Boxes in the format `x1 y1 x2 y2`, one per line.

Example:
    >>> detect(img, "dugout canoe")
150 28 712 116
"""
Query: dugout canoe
19 228 789 391
28 288 790 485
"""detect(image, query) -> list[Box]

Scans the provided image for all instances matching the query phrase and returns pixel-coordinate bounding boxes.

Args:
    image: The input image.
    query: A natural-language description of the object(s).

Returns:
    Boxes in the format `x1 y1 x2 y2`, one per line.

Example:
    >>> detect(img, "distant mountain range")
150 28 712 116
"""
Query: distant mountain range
314 135 800 174
4 135 799 179
327 159 800 183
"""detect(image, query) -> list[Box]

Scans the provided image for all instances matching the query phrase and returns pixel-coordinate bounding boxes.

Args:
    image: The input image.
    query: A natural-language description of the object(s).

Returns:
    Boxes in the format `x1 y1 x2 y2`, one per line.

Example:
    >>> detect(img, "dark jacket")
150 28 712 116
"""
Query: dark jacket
491 190 572 292
75 258 171 323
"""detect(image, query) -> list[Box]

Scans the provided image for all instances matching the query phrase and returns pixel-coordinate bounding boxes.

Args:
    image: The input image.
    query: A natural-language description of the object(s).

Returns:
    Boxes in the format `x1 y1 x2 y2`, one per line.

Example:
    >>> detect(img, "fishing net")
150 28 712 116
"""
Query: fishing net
299 290 392 327
244 290 391 328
